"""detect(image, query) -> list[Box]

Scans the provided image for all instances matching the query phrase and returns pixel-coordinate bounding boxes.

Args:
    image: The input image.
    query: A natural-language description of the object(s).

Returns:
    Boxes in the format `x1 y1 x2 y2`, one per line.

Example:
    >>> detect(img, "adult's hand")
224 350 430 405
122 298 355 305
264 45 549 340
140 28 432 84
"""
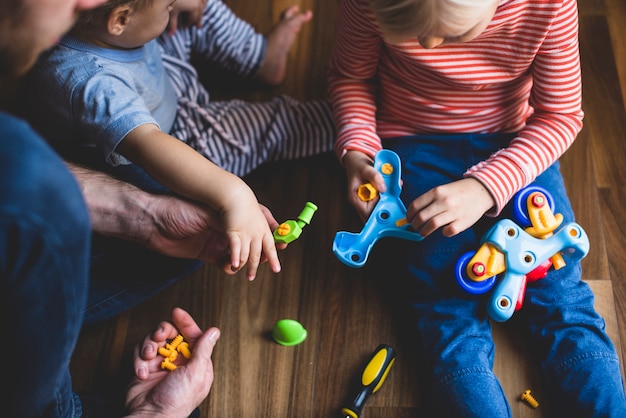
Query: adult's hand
68 162 284 276
124 307 220 418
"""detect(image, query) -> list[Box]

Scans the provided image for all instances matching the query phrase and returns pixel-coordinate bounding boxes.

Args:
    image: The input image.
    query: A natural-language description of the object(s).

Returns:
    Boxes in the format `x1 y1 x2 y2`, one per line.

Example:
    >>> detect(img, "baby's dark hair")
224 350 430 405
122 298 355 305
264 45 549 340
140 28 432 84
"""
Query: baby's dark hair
70 0 149 37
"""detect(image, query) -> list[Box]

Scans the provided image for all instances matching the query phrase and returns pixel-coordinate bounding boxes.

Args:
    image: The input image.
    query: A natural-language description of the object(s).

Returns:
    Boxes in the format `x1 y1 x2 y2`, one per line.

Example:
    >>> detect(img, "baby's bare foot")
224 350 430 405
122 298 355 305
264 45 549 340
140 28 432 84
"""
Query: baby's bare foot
255 6 313 86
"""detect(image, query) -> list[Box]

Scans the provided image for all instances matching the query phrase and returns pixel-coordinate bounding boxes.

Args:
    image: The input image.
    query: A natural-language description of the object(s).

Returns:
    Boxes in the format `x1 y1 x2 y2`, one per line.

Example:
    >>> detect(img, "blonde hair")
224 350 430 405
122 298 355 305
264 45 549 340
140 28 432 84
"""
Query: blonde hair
368 0 493 39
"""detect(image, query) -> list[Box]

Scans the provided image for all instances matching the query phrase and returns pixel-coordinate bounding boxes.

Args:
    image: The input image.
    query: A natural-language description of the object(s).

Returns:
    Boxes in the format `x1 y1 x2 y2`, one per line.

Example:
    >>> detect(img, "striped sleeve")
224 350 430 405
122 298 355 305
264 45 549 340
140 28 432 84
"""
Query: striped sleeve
328 0 384 160
189 0 266 78
328 0 584 215
465 0 583 214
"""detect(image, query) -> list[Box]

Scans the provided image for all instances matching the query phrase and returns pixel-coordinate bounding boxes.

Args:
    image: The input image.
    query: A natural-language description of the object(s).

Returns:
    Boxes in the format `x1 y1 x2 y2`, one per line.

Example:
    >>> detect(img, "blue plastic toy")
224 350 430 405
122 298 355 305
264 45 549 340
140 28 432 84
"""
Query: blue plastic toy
455 186 589 322
333 149 423 268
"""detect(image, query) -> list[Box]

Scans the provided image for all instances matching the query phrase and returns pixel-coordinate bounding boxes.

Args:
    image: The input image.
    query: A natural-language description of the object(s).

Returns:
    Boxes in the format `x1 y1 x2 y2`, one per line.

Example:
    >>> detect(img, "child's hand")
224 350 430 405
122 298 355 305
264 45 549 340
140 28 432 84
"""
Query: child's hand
220 185 281 281
405 178 495 238
167 0 205 35
342 150 387 222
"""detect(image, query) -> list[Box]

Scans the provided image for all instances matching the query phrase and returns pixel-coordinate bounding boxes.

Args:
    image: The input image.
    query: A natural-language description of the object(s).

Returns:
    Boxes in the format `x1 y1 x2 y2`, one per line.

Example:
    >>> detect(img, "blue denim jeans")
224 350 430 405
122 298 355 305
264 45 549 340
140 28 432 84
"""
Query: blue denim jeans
383 134 626 417
2 113 90 417
84 162 203 324
1 113 202 417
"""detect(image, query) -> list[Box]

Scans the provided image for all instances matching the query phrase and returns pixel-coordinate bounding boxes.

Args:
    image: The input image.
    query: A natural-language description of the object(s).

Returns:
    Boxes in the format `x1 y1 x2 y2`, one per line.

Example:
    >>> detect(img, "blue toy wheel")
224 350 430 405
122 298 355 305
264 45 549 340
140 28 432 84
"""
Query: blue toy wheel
455 251 497 295
512 185 555 227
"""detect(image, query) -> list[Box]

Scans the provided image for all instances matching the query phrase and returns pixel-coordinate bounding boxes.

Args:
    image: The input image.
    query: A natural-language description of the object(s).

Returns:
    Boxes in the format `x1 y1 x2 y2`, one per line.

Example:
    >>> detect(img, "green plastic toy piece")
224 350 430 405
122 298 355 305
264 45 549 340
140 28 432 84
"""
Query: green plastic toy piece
273 201 318 244
272 319 307 346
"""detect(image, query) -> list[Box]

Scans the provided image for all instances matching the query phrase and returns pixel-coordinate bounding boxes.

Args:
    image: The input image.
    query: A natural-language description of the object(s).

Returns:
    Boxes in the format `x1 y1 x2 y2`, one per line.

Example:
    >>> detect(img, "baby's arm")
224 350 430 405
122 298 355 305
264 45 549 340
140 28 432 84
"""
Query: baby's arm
118 123 280 280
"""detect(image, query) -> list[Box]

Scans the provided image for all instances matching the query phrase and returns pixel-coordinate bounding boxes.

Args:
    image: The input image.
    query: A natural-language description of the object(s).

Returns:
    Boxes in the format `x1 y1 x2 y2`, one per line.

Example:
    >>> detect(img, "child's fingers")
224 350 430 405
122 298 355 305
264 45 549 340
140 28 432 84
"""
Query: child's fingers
227 234 242 272
244 238 263 281
264 231 281 273
236 236 251 277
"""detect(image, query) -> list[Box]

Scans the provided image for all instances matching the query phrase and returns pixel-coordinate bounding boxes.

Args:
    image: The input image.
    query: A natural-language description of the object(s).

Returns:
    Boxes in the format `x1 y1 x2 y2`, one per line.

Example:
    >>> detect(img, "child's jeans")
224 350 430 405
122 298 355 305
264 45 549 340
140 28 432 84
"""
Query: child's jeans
384 134 626 417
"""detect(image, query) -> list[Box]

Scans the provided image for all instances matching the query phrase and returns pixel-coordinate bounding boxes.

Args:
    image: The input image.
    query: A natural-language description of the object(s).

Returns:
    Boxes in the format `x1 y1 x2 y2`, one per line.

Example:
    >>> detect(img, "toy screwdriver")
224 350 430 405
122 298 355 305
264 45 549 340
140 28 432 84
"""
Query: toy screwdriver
341 344 396 418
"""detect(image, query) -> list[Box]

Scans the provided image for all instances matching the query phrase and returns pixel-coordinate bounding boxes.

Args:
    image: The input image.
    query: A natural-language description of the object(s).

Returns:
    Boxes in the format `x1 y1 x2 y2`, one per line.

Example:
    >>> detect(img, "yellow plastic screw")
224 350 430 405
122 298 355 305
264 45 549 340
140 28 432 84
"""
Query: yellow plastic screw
158 334 193 371
168 334 184 349
178 341 192 359
520 389 539 408
395 218 408 227
159 346 178 360
381 163 393 175
161 358 177 371
275 223 292 236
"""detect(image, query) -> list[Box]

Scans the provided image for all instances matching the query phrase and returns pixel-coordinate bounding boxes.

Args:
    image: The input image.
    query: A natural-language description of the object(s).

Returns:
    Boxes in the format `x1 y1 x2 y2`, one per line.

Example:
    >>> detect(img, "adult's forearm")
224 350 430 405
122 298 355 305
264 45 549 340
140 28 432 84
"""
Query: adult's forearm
66 161 153 245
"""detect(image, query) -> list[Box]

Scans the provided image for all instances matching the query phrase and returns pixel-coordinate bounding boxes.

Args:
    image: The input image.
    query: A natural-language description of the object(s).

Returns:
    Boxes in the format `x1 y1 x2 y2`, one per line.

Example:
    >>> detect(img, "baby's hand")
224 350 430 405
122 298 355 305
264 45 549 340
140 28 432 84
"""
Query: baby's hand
167 0 205 35
405 178 495 238
221 187 281 281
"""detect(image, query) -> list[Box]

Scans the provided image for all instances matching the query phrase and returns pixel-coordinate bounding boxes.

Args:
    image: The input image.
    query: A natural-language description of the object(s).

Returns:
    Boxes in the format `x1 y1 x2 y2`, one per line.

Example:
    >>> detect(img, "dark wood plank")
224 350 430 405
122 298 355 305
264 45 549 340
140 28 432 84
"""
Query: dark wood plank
575 11 626 365
604 0 626 107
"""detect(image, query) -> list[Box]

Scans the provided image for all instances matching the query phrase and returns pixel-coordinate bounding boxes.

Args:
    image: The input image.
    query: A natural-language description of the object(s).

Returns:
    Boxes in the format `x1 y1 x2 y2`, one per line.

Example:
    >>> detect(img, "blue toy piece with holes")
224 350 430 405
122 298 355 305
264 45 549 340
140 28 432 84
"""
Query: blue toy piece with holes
332 149 423 268
455 185 590 322
478 219 587 322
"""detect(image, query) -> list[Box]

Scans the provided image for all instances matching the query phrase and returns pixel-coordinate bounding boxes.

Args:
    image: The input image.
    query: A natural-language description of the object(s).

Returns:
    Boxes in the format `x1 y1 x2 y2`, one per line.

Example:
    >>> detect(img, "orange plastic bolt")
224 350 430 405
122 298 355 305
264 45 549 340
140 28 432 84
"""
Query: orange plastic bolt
169 334 184 349
357 183 378 202
158 334 193 371
178 341 192 359
275 223 291 236
520 389 539 408
158 346 178 361
395 218 408 227
159 334 183 358
161 358 177 371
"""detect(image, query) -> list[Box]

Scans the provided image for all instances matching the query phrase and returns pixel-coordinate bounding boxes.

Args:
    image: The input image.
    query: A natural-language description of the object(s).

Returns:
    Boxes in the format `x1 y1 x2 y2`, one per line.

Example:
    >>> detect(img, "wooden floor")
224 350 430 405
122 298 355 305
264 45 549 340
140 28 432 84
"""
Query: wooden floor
71 0 626 417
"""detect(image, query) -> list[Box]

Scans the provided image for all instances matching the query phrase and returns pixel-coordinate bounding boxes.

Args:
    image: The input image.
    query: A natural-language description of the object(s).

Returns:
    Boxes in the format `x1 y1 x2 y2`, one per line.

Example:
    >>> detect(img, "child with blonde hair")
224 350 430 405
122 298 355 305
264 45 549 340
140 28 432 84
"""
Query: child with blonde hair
329 0 626 416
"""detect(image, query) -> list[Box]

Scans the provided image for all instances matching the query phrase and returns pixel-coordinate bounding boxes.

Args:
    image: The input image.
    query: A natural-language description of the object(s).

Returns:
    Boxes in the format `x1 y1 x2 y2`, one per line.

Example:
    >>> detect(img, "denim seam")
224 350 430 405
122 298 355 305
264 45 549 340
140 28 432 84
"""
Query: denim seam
547 351 620 375
435 366 494 386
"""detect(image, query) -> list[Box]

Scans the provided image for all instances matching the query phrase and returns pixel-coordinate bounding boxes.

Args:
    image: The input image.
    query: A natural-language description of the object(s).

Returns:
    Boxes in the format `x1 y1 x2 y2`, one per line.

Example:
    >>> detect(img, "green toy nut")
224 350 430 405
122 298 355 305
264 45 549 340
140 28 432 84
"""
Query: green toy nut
272 319 307 346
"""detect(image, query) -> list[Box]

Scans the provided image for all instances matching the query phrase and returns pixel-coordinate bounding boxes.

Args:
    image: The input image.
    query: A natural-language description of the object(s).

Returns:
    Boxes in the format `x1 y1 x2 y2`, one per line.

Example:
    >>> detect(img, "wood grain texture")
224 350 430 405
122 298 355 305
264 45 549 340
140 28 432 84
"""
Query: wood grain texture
70 0 626 417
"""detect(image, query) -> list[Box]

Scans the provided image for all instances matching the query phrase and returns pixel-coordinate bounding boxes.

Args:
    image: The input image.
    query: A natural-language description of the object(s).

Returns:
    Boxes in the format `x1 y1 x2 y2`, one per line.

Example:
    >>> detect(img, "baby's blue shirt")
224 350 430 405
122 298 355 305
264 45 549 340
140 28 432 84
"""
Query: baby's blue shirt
25 36 177 166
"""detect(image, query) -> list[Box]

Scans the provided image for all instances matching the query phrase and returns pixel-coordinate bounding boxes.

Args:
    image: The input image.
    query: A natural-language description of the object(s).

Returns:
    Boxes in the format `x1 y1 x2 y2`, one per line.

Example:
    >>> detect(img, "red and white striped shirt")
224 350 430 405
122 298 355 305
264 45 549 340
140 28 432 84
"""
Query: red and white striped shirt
328 0 583 214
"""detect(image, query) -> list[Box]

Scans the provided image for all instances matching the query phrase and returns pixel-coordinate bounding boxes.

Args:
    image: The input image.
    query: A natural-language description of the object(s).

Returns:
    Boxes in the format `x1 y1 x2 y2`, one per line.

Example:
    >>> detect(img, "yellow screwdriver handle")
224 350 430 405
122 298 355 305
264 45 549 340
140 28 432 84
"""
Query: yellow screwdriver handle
341 344 396 418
